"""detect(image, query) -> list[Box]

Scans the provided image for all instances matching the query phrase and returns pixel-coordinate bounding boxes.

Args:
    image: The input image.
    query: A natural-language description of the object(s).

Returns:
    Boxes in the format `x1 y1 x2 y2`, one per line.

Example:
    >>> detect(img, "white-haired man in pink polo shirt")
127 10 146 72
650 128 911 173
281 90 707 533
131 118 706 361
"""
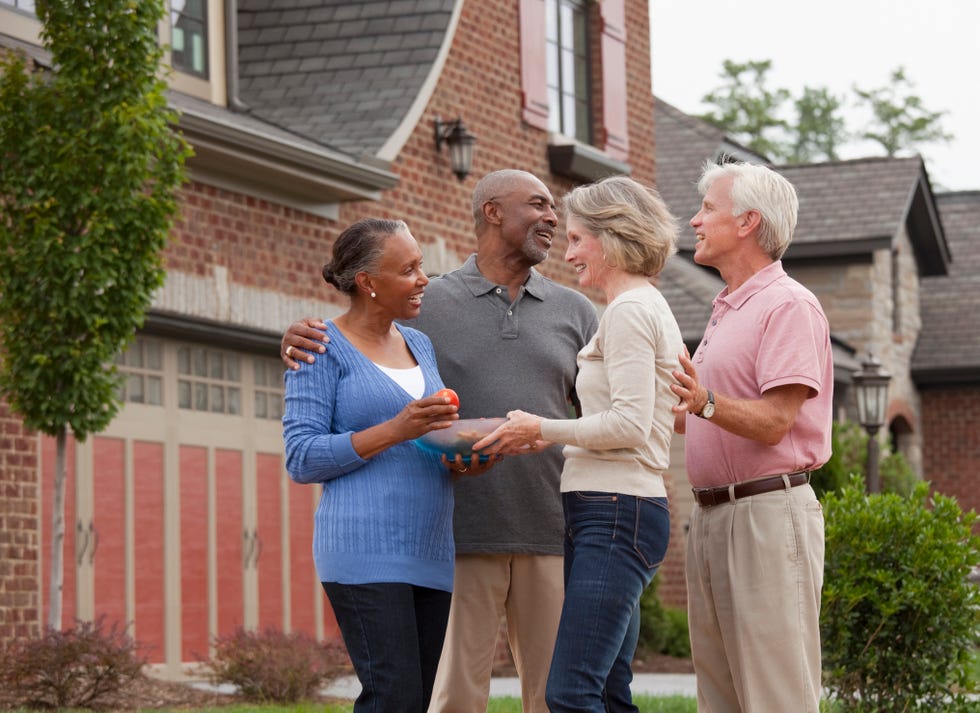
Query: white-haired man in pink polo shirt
671 161 832 713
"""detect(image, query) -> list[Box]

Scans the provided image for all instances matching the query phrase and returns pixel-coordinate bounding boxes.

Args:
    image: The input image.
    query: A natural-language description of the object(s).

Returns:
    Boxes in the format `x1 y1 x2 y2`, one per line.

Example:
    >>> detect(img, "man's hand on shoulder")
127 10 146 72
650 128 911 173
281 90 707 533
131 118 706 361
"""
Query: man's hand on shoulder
282 318 329 370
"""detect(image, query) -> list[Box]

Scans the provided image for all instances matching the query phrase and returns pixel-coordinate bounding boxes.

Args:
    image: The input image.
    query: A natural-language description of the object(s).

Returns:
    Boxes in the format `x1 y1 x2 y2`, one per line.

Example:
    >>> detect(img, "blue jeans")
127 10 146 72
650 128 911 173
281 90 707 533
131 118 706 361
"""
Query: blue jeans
546 491 670 713
322 582 451 713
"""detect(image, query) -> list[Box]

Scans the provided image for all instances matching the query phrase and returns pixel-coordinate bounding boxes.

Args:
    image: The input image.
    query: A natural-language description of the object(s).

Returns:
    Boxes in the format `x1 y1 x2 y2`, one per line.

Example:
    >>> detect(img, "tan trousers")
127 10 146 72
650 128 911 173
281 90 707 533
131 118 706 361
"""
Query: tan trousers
428 553 563 713
686 483 824 713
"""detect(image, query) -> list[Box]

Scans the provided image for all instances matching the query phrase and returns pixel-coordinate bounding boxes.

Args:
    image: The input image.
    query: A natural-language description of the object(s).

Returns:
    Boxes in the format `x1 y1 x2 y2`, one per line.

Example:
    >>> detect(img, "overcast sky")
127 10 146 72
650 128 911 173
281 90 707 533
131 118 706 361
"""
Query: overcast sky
649 0 979 192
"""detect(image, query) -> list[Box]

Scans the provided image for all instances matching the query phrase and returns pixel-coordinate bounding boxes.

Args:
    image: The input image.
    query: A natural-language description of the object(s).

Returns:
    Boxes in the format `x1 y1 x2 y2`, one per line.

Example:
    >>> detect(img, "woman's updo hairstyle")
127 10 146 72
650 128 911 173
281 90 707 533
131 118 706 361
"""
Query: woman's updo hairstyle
322 218 408 296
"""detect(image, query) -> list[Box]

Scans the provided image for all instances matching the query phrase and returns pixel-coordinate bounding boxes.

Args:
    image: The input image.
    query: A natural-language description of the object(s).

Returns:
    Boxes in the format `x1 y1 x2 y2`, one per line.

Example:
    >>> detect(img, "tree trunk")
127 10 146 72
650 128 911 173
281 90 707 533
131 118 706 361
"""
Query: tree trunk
47 425 67 630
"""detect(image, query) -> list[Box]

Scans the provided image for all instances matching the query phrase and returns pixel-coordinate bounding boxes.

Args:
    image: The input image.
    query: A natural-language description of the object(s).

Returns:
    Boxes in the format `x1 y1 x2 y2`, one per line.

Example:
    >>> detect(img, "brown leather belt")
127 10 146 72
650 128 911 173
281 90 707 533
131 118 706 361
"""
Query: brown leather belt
692 471 811 508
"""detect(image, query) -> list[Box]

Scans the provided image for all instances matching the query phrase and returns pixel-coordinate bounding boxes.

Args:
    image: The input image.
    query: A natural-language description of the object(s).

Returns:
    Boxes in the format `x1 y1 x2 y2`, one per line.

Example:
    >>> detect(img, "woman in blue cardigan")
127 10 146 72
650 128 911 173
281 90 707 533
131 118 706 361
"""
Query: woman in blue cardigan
283 218 484 713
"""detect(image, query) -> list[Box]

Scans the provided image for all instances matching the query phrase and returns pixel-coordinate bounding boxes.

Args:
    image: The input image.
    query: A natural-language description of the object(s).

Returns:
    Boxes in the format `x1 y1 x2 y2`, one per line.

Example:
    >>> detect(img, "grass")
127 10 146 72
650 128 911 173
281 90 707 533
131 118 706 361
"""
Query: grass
124 698 698 713
127 694 861 713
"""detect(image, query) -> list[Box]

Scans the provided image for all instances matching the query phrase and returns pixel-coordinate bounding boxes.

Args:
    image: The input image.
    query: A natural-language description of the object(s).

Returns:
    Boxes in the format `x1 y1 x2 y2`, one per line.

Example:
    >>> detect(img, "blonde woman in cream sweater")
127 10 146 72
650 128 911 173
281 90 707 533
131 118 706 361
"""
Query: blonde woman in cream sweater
475 176 683 713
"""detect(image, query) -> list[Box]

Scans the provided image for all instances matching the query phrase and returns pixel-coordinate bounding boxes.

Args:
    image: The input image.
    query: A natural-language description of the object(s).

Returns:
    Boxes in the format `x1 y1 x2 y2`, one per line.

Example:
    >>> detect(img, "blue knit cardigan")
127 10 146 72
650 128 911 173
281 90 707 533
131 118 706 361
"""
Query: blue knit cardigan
283 322 454 591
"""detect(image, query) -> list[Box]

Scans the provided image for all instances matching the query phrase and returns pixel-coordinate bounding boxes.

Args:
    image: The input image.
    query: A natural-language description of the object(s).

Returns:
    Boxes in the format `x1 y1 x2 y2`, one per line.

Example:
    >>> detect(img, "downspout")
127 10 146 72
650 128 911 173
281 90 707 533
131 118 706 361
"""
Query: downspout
224 0 250 112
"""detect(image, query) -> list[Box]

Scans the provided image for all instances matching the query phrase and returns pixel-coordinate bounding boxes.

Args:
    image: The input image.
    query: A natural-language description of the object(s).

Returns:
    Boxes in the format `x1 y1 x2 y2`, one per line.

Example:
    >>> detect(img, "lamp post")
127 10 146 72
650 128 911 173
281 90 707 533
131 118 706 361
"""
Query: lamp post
852 353 891 493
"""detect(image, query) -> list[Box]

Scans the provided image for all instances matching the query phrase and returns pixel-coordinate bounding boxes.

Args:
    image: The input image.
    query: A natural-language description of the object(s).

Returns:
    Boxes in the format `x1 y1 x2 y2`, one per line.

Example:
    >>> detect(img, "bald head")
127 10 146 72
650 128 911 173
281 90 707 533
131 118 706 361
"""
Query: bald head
472 170 547 233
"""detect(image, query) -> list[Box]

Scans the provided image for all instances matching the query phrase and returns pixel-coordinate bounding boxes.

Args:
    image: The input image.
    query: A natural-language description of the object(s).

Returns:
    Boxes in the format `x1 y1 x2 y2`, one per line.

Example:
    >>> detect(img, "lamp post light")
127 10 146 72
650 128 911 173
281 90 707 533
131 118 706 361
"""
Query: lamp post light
434 116 477 182
852 353 891 493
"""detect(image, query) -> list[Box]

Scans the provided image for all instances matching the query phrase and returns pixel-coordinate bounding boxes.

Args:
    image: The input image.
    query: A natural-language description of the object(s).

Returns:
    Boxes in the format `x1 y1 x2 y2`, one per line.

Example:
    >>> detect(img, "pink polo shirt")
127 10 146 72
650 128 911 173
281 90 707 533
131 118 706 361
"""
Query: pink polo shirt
685 261 833 488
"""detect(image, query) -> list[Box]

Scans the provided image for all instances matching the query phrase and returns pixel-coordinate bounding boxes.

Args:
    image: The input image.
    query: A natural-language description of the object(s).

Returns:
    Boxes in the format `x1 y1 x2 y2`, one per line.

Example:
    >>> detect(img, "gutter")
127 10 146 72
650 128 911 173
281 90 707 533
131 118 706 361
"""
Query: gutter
224 0 249 113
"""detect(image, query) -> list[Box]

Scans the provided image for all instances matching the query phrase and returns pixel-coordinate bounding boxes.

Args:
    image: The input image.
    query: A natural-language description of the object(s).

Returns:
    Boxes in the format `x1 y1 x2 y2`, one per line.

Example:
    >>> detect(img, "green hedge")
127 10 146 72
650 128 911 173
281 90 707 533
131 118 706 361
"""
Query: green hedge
821 478 980 711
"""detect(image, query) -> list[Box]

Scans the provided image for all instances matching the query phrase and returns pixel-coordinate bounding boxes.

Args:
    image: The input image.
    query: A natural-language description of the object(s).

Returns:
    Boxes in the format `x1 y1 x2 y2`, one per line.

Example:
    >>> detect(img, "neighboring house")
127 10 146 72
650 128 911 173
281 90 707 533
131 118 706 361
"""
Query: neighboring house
655 98 978 549
912 191 980 522
0 0 678 675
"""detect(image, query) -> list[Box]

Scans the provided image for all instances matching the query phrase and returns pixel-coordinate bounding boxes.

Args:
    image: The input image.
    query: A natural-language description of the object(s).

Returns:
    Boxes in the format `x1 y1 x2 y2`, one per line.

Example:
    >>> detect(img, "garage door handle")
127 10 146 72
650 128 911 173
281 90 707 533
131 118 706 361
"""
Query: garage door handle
76 521 89 566
88 521 98 565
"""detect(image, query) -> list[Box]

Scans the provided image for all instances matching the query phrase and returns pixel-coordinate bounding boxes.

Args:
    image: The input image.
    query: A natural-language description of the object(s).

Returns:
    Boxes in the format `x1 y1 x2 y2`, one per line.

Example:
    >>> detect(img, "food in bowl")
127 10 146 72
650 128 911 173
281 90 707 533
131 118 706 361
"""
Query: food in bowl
415 417 507 462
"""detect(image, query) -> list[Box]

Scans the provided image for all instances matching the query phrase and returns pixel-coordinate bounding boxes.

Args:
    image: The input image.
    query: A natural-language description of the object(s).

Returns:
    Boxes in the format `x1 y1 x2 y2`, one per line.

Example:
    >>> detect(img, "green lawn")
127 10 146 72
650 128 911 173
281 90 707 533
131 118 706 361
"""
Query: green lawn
134 694 855 713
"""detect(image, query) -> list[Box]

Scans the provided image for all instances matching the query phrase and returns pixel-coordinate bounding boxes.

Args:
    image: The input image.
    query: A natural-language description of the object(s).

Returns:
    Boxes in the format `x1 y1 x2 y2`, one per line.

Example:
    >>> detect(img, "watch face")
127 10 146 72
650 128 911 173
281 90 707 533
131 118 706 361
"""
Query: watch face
702 401 715 418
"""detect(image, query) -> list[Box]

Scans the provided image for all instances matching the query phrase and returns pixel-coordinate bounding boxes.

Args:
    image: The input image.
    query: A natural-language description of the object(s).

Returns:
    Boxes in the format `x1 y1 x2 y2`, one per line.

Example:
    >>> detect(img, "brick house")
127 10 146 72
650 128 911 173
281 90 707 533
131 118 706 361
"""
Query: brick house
653 97 979 539
913 191 980 519
0 0 687 676
4 0 977 678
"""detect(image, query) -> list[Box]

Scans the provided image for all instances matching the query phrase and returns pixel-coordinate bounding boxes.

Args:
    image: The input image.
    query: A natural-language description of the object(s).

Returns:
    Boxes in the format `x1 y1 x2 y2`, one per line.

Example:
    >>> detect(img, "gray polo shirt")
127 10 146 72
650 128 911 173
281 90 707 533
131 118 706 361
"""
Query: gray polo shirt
403 254 598 555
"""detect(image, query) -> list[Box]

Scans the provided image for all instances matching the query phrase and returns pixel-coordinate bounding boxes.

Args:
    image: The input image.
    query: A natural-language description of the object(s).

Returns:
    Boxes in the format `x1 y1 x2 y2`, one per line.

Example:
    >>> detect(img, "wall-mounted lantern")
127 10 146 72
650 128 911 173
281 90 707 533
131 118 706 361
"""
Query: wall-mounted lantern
434 116 476 182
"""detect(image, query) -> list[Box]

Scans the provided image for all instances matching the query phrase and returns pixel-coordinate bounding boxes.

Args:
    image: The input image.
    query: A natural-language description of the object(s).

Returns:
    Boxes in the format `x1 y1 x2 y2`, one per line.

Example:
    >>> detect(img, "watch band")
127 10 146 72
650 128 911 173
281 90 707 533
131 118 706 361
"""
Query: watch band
696 389 715 419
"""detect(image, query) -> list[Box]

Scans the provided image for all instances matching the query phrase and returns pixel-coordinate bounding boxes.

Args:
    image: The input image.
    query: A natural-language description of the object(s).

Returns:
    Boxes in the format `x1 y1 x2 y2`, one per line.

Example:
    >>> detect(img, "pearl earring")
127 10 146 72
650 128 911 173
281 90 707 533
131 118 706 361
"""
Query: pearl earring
370 291 376 298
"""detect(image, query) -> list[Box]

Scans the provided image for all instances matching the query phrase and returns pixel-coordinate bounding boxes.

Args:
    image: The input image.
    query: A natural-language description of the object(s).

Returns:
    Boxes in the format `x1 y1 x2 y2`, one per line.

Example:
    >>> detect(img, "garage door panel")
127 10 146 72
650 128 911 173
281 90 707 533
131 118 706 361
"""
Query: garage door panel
179 445 209 661
133 441 166 663
92 437 126 630
256 452 283 631
215 449 245 637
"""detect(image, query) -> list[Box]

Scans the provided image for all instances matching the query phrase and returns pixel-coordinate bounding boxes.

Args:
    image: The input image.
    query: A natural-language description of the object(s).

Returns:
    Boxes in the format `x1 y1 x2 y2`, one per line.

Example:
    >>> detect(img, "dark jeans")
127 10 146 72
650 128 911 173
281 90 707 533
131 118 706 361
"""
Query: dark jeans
322 581 452 713
546 491 670 713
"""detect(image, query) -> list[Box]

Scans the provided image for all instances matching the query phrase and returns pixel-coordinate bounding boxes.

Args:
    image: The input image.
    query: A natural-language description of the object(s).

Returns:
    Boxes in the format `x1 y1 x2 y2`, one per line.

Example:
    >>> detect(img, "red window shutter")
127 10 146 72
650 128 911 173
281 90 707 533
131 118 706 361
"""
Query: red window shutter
519 0 549 130
600 0 629 161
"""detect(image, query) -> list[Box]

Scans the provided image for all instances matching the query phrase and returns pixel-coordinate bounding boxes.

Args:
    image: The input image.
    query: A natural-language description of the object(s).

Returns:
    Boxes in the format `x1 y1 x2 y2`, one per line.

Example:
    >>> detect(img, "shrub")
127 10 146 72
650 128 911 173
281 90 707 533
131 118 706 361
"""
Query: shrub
821 478 980 711
207 627 346 703
0 617 146 710
879 449 918 497
812 420 919 498
638 577 691 660
811 421 865 498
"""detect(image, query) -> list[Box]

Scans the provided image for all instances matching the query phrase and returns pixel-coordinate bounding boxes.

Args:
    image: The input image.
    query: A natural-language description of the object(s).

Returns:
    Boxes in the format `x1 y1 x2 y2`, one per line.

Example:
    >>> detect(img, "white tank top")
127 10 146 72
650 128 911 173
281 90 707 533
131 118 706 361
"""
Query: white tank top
374 364 425 399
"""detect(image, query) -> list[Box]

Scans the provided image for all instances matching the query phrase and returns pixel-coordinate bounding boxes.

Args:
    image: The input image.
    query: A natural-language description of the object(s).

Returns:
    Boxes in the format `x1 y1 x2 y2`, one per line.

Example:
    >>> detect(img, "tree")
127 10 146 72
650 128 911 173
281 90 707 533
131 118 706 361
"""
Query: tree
698 59 792 160
698 60 953 167
0 0 191 628
854 66 953 157
788 86 848 163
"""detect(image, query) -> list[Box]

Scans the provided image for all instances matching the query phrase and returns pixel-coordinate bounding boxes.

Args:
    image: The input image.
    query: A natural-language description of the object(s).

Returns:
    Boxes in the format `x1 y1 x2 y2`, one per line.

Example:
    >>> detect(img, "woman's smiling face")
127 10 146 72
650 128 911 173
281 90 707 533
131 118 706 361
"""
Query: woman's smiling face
564 215 607 290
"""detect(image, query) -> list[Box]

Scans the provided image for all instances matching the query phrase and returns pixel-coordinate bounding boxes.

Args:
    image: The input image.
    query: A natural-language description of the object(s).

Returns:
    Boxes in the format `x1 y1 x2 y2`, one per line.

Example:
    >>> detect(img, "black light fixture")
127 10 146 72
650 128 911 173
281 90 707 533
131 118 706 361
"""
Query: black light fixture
434 116 476 182
852 353 891 493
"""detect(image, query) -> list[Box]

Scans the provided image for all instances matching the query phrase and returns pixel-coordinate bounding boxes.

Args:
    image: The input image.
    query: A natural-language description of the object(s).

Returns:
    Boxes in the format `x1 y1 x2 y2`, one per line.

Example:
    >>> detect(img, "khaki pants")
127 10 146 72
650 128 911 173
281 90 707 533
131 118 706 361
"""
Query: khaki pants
686 483 824 712
428 553 563 713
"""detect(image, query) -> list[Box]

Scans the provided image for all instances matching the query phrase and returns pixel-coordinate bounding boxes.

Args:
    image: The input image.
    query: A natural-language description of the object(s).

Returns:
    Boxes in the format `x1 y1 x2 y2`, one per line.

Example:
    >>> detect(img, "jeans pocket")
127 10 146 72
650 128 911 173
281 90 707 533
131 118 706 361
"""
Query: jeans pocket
633 496 670 570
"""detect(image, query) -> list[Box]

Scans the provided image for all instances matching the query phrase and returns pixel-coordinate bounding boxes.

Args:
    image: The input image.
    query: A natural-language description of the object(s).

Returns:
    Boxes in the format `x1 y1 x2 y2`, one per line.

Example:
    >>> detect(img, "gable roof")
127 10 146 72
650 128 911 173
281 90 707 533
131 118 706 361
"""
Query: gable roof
778 157 949 274
657 255 722 344
653 97 768 228
912 191 980 384
653 98 950 276
235 0 457 158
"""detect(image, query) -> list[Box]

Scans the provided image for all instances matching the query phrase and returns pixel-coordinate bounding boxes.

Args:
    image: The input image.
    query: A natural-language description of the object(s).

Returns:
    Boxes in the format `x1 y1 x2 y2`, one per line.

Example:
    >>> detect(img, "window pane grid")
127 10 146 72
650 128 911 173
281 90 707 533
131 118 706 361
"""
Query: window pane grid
253 359 284 421
545 0 591 143
177 346 241 415
116 337 164 405
117 338 281 420
170 0 208 78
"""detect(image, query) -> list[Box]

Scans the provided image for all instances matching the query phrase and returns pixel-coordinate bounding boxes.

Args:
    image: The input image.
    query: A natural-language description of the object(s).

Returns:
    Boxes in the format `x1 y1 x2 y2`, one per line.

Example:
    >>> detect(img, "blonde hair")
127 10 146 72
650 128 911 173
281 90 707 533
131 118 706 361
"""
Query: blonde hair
562 176 678 276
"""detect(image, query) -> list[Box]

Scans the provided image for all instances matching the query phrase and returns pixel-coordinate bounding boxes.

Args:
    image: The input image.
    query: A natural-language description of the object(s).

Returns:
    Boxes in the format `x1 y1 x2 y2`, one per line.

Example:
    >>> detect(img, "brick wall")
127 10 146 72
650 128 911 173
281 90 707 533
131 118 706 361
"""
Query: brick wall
1 0 679 643
0 399 40 641
921 385 980 531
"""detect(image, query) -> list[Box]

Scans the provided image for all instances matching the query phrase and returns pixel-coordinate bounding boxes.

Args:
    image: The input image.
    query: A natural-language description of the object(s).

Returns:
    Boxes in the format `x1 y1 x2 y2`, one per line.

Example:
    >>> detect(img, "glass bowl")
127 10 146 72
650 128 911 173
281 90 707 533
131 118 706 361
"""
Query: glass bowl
414 417 507 462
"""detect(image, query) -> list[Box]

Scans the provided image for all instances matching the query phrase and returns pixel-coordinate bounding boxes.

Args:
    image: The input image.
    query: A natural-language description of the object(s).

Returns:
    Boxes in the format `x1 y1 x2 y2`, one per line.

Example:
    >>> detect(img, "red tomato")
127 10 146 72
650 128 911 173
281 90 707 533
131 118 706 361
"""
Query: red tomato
435 388 460 408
